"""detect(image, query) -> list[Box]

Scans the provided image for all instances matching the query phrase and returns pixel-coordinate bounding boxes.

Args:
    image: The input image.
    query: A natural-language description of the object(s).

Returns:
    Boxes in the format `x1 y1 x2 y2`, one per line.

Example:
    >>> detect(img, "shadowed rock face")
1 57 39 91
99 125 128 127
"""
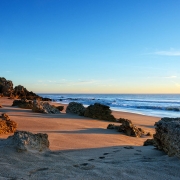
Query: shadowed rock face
12 99 33 109
66 102 86 116
154 118 180 157
0 77 13 96
116 118 145 137
32 100 60 114
84 103 116 121
7 131 49 152
0 113 17 134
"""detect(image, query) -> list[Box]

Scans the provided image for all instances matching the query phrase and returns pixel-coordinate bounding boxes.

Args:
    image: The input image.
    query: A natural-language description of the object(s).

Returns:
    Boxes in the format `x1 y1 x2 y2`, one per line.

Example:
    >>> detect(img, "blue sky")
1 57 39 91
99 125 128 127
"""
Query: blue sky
1 0 180 93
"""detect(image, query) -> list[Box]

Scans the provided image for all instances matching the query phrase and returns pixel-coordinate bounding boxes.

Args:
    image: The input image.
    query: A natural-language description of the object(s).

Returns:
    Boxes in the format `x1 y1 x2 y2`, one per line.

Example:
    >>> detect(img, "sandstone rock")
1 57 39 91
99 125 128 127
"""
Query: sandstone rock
0 77 13 96
0 113 17 134
12 99 33 109
32 100 60 114
7 131 49 152
154 118 180 157
84 103 116 121
66 102 86 116
118 118 145 137
143 139 155 146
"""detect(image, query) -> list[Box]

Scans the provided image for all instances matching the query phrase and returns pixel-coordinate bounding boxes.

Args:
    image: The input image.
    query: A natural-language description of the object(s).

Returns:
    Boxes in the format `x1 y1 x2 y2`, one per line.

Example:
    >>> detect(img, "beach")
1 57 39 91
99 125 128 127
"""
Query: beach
0 97 180 179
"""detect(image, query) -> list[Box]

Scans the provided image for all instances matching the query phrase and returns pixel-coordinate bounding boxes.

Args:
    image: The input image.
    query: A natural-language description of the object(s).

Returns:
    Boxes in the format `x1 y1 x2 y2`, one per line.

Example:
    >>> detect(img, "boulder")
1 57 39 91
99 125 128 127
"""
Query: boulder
12 99 33 109
0 113 17 134
154 118 180 157
117 118 145 137
143 139 155 146
7 131 49 152
0 77 14 96
32 100 60 114
84 103 116 121
66 102 86 116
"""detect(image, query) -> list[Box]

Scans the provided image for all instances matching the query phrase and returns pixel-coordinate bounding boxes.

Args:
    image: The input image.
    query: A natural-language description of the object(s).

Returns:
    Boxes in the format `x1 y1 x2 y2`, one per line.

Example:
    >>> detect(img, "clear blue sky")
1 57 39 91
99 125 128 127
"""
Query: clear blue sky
1 0 180 93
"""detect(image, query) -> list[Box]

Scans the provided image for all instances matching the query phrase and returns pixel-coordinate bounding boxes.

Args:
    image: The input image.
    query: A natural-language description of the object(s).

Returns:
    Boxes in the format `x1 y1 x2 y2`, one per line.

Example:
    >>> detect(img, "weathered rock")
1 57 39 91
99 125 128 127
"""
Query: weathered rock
118 118 145 137
56 106 64 111
7 131 49 152
12 99 33 109
84 103 116 121
0 113 17 134
0 77 14 96
143 139 155 146
107 124 119 130
32 100 60 114
66 102 86 116
154 118 180 157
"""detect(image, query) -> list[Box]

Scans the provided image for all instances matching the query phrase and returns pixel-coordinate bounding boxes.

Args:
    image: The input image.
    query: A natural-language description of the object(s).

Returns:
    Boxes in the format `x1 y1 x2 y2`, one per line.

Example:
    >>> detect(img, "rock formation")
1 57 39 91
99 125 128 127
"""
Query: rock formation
66 102 86 116
154 118 180 157
0 77 13 96
12 99 33 109
117 118 145 137
84 103 116 121
0 113 17 134
32 100 60 114
7 131 49 152
56 106 64 111
143 139 155 146
0 77 51 101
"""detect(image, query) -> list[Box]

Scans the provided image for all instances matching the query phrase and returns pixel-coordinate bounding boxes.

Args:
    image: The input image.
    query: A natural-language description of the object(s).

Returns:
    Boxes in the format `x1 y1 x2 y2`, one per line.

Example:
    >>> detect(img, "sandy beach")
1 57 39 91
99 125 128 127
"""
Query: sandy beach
0 97 180 180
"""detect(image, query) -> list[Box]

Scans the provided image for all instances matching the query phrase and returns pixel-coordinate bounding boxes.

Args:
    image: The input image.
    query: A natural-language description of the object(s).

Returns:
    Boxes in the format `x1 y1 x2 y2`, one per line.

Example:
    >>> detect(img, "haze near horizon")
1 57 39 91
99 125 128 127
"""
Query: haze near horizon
1 0 180 94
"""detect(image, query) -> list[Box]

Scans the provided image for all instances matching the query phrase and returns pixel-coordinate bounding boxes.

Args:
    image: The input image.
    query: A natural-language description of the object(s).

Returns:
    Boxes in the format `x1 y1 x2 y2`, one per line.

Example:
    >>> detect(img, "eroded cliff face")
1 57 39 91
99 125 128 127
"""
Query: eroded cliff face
0 77 51 101
0 77 13 96
154 118 180 157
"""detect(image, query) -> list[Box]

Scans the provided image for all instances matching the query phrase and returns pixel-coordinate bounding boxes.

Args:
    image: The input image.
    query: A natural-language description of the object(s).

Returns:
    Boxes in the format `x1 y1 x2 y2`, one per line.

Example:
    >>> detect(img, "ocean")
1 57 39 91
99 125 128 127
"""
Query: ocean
38 94 180 118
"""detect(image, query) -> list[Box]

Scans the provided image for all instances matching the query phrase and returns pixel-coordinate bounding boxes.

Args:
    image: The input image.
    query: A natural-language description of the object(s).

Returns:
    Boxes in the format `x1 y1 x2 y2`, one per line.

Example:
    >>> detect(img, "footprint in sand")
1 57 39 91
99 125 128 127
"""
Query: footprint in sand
103 153 109 155
124 146 134 149
99 156 105 159
88 159 95 161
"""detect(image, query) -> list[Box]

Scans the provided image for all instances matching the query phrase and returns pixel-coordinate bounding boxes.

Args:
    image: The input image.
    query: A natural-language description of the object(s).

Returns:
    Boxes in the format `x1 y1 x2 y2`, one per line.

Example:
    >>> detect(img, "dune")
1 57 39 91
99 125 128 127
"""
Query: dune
0 97 180 180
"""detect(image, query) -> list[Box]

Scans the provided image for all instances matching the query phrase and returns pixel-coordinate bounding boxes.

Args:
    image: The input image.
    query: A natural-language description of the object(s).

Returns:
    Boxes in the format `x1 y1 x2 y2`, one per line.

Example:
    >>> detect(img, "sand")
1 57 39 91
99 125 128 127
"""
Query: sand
0 97 180 180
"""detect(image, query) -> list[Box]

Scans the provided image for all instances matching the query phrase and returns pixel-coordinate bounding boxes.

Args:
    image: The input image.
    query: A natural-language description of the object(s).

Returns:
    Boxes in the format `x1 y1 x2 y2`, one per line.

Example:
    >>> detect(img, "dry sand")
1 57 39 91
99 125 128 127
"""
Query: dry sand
0 97 180 180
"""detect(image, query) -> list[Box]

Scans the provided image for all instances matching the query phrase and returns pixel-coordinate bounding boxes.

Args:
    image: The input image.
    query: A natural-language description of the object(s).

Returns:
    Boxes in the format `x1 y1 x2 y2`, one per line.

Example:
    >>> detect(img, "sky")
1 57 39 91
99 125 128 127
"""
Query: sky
1 0 180 94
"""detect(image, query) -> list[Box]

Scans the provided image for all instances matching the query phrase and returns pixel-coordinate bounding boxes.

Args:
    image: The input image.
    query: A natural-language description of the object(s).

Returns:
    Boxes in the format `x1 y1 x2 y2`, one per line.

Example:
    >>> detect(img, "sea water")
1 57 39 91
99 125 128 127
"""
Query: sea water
38 94 180 118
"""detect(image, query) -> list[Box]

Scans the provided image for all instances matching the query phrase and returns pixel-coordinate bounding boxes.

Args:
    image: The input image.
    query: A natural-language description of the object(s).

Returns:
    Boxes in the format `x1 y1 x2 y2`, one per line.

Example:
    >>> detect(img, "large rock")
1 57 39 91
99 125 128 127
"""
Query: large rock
12 99 33 109
66 102 86 116
0 113 17 134
117 118 145 137
0 77 14 96
7 131 49 152
154 118 180 157
84 103 116 121
32 100 60 114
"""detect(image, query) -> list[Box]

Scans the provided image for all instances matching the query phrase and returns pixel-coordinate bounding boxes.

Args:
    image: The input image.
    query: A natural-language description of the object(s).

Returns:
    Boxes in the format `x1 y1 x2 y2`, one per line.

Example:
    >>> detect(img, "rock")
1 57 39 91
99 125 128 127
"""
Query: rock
12 99 33 109
56 106 64 111
107 124 119 130
146 132 152 136
0 104 2 108
66 102 86 116
143 139 155 146
84 103 116 121
153 118 180 157
0 113 17 134
118 118 145 137
0 77 14 96
32 100 60 114
7 131 49 152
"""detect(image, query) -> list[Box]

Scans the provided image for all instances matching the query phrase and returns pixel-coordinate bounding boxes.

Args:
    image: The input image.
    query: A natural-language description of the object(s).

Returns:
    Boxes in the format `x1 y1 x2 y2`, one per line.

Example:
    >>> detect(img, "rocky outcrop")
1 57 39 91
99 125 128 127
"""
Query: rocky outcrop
56 106 64 111
0 113 17 134
154 118 180 157
7 131 49 152
66 102 86 116
143 139 155 146
117 118 145 137
32 100 60 114
84 103 116 121
11 85 51 101
0 77 13 96
12 99 33 109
